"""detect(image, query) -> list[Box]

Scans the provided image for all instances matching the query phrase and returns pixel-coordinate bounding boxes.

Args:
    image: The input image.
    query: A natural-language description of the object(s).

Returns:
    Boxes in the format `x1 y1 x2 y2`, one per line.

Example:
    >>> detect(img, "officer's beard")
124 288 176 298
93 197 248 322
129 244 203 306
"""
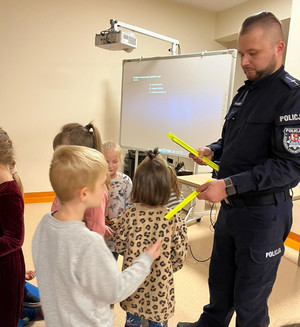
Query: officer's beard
245 53 278 82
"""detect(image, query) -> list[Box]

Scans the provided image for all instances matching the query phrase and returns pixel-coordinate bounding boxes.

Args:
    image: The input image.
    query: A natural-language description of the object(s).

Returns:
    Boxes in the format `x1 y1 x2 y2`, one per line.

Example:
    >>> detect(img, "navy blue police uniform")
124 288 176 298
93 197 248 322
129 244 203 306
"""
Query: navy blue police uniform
199 65 300 327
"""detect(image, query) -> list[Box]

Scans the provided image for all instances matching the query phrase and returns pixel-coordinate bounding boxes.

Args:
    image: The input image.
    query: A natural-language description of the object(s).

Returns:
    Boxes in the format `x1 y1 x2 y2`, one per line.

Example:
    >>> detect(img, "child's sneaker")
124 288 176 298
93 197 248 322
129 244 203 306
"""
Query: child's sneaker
21 305 44 324
23 283 40 306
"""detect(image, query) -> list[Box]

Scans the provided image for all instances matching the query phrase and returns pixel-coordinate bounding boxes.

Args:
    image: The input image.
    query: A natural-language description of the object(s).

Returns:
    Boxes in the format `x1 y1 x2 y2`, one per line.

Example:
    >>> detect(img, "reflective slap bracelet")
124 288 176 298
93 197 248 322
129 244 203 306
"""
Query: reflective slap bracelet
165 179 211 220
167 132 219 172
165 191 199 220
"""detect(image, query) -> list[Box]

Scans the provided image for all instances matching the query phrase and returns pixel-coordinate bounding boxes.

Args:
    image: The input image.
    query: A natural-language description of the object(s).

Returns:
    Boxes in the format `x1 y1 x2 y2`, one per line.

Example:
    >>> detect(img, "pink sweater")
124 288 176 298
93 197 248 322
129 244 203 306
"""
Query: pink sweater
51 190 108 237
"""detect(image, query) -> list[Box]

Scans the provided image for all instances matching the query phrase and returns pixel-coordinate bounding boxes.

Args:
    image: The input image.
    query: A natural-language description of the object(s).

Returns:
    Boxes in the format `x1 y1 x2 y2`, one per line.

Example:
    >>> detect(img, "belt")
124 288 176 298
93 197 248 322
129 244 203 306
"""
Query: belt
223 189 292 207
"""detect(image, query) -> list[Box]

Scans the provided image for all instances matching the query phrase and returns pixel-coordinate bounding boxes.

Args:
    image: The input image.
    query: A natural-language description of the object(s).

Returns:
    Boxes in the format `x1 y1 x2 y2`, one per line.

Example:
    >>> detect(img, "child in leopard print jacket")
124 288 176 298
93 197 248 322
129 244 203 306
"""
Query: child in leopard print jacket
111 148 188 327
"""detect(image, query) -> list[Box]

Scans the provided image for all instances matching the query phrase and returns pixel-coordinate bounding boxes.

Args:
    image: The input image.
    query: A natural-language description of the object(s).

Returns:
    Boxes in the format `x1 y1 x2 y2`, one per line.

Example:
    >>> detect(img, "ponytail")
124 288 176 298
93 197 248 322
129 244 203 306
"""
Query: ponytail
9 166 23 195
53 122 103 153
12 172 24 195
85 122 103 153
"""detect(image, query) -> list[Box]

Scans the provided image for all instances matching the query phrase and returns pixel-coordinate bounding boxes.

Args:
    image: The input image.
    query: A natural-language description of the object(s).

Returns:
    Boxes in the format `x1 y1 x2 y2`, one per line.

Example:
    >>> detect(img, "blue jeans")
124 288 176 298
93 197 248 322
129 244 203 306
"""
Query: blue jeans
125 312 167 327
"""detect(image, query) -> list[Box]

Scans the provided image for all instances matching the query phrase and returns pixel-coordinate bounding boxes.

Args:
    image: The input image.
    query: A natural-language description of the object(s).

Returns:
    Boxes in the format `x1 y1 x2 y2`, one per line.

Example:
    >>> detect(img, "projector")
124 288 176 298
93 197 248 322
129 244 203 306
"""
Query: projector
95 31 137 53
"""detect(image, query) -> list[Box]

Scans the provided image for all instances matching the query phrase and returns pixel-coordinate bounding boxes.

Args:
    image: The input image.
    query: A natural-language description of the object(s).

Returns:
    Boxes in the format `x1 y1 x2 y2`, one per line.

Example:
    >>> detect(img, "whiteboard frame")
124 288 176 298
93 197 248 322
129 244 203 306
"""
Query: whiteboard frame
119 49 237 156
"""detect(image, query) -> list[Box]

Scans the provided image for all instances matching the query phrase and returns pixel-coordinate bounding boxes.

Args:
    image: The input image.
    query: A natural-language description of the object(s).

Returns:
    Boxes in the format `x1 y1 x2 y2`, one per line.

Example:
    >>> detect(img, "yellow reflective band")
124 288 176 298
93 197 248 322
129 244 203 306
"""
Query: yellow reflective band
167 132 219 172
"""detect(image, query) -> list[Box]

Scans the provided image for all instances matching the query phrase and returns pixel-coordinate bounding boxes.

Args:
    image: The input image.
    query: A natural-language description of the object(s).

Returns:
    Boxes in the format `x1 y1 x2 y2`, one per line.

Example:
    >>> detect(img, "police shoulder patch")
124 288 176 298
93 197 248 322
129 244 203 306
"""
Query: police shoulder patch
283 127 300 154
282 73 300 89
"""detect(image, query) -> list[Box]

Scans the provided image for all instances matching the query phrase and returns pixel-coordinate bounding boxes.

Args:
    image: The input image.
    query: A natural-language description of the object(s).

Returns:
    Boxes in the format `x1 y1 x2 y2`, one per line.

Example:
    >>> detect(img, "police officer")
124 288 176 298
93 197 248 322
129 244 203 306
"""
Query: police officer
178 12 300 327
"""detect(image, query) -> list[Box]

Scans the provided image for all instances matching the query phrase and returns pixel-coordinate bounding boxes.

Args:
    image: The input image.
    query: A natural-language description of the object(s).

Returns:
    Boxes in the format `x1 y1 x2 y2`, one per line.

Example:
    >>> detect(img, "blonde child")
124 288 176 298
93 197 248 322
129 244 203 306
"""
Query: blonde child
111 148 188 327
0 127 25 327
103 141 132 258
51 122 111 238
32 145 162 327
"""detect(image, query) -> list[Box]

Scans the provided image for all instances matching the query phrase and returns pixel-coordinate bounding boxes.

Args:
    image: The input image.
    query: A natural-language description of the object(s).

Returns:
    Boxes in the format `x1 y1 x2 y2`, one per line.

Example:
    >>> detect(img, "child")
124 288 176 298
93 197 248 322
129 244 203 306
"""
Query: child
51 122 112 238
103 141 132 258
20 271 44 326
0 127 25 327
32 145 162 327
166 164 184 210
143 151 184 211
111 148 188 327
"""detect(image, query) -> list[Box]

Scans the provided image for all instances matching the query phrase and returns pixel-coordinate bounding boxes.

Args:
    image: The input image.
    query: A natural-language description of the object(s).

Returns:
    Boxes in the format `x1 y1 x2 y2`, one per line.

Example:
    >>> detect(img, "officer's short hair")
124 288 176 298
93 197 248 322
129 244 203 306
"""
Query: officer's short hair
240 11 283 41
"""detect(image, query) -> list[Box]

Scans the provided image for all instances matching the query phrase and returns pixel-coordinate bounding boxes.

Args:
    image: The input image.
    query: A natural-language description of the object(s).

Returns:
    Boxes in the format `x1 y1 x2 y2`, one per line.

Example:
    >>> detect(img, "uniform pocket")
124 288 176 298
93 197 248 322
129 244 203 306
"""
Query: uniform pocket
235 122 272 156
249 240 284 264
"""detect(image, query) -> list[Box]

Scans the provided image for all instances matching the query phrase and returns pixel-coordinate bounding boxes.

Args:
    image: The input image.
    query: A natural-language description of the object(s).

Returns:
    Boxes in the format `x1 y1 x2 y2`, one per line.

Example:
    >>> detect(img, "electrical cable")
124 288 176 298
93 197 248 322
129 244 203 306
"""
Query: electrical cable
209 202 217 232
188 244 211 262
188 202 217 263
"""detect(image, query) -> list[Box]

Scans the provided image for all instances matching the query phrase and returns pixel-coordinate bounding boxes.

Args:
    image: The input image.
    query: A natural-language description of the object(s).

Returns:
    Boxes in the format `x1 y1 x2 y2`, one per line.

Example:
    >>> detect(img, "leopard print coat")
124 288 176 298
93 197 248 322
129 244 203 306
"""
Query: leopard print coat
111 203 188 322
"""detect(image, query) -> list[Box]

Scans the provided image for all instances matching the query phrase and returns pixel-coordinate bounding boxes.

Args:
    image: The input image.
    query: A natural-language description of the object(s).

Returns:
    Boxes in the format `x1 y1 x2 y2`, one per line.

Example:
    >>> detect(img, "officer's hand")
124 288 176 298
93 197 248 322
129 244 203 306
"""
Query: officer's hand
196 179 227 203
189 147 213 166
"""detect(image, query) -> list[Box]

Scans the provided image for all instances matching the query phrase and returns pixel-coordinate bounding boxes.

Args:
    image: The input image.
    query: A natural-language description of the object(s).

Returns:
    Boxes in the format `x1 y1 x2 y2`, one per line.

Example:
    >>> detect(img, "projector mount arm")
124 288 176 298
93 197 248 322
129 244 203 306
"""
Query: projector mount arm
109 19 180 55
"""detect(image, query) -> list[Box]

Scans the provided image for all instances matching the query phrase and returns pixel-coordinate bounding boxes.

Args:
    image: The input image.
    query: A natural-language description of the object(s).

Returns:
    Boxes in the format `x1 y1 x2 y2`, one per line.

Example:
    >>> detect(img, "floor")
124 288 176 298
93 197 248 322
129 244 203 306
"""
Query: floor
23 202 300 327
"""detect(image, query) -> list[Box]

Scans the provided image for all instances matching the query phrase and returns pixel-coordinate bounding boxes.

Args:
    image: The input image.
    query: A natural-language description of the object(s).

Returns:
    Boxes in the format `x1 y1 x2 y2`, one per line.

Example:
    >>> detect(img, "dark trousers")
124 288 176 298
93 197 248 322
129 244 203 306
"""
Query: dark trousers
199 194 292 327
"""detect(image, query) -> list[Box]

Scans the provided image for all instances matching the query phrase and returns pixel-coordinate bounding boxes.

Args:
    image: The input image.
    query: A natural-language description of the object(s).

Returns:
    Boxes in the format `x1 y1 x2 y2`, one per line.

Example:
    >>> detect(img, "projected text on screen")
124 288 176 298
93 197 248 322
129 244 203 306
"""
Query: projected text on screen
120 51 236 157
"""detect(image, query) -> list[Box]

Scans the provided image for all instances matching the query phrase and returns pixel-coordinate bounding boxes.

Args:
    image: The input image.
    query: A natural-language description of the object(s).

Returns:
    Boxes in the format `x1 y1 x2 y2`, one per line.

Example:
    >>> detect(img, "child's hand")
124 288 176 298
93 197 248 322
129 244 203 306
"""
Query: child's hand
104 226 114 239
25 270 36 281
145 238 162 260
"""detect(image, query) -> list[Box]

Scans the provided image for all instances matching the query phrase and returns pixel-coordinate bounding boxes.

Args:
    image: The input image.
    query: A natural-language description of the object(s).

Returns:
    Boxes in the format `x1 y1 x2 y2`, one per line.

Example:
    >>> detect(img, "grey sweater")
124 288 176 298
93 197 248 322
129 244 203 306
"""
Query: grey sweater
32 213 153 326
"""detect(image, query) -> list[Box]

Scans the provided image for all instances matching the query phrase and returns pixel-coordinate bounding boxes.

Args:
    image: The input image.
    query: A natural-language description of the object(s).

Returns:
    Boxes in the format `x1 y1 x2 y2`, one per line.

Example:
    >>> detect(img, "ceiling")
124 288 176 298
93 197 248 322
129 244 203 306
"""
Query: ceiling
169 0 249 12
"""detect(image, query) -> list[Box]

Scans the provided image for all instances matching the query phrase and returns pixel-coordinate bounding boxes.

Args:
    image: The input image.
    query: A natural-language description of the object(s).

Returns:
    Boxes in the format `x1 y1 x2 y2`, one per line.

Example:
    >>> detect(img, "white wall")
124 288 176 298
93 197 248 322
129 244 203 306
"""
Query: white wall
215 0 292 42
0 0 220 192
285 0 300 76
215 0 293 95
1 0 298 196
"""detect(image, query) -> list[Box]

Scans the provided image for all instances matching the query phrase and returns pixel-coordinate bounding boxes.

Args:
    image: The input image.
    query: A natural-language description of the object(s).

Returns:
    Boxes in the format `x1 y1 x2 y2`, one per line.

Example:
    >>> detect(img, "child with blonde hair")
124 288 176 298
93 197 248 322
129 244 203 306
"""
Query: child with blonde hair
111 148 188 327
0 127 25 327
51 122 112 238
32 145 162 327
103 141 132 258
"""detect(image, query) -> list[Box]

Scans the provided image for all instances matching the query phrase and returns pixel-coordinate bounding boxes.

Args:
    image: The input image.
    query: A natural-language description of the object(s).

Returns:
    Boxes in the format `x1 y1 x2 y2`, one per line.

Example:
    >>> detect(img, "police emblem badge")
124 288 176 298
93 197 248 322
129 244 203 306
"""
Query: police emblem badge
283 127 300 153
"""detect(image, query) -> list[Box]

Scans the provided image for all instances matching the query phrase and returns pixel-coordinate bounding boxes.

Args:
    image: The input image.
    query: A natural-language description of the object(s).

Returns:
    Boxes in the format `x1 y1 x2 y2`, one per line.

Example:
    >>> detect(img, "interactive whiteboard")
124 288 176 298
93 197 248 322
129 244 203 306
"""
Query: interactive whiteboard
120 50 237 156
